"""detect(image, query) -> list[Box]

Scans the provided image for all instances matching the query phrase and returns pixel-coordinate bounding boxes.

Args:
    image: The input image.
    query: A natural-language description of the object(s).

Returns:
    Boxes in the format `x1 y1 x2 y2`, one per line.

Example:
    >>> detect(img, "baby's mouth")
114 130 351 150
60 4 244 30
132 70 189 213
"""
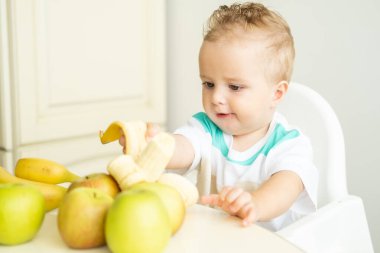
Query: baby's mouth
216 113 233 118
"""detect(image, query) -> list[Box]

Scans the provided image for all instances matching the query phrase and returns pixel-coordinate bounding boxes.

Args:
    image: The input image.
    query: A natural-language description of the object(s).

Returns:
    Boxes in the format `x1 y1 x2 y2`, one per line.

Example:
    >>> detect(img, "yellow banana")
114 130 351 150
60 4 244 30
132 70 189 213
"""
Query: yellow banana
15 158 80 184
0 166 67 212
158 173 199 207
99 121 147 159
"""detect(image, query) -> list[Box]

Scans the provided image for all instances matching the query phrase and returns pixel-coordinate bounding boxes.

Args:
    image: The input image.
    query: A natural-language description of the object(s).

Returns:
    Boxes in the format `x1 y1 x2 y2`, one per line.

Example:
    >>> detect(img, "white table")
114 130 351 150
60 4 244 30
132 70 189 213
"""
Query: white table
0 205 303 253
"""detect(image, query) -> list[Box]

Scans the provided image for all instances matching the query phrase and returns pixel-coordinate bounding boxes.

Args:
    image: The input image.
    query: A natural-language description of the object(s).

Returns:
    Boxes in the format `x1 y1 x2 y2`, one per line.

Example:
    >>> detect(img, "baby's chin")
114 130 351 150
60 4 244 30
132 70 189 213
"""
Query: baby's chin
214 122 238 135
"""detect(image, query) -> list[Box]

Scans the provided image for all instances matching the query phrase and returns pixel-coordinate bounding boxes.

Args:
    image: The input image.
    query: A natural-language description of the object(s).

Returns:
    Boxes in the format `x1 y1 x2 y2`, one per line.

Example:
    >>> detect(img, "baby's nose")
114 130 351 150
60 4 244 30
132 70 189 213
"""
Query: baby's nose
211 88 226 105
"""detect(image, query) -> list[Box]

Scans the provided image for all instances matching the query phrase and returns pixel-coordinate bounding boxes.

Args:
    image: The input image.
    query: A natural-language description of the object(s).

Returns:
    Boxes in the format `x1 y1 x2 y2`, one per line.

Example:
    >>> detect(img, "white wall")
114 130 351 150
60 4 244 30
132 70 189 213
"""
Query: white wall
167 0 380 251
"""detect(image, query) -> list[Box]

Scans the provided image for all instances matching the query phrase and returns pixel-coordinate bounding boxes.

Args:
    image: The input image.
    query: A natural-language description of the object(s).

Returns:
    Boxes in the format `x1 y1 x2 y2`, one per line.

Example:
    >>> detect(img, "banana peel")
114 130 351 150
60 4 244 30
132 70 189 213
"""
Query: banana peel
99 121 147 159
99 121 125 144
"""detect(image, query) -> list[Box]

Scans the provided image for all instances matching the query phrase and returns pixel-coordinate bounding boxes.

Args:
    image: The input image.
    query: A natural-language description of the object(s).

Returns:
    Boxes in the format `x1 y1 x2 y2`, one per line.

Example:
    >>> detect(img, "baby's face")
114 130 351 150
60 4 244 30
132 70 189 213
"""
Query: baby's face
199 37 278 136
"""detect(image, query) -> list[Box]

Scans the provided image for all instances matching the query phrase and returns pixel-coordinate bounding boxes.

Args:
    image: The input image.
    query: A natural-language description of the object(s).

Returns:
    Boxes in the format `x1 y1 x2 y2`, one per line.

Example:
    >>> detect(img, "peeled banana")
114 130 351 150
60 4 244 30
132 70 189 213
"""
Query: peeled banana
107 132 175 189
0 166 67 212
135 132 175 182
99 121 147 159
107 155 141 189
102 119 199 208
15 158 80 184
158 173 199 207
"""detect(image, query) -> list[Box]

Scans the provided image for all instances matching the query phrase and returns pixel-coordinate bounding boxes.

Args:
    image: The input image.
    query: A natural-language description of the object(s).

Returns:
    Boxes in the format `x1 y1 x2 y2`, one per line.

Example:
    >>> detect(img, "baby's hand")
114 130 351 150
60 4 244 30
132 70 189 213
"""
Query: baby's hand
118 122 161 153
201 186 259 226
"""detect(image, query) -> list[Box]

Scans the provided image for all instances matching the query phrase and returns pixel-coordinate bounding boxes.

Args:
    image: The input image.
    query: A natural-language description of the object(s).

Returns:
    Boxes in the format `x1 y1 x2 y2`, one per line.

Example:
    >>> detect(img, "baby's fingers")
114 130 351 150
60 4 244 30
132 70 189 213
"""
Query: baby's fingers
118 130 126 153
118 134 125 146
146 122 161 141
225 188 244 204
219 186 234 202
201 194 221 207
241 205 258 227
118 123 158 154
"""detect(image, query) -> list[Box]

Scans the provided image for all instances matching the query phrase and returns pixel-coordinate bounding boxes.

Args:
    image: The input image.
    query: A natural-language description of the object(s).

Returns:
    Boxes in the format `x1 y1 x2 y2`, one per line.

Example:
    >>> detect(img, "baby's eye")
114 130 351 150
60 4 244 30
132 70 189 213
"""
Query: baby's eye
228 84 242 91
202 82 214 88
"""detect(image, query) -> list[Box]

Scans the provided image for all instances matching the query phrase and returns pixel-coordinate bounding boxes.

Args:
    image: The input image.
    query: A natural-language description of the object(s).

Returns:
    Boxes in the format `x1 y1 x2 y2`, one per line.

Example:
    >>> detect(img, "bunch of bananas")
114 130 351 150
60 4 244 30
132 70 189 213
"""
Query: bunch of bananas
0 158 80 211
100 121 199 207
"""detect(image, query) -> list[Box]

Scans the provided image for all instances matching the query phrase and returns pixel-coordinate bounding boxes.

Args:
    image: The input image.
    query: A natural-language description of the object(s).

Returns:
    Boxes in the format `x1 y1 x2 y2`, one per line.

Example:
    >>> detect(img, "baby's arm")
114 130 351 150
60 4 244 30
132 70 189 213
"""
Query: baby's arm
167 134 195 170
201 170 304 226
118 123 195 171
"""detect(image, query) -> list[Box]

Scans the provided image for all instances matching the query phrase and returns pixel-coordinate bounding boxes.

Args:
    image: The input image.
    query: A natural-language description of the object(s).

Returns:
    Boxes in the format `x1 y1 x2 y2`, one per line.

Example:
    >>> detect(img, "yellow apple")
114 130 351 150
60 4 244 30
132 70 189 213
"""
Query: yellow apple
57 187 113 249
0 183 45 245
68 172 120 198
131 182 185 234
105 189 171 253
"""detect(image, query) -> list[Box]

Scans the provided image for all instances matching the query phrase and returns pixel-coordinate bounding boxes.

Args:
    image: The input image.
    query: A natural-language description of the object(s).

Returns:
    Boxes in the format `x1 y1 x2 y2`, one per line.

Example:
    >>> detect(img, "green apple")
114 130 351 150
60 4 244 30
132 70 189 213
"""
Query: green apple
57 187 113 249
105 189 171 253
0 183 45 245
131 182 185 234
68 172 120 198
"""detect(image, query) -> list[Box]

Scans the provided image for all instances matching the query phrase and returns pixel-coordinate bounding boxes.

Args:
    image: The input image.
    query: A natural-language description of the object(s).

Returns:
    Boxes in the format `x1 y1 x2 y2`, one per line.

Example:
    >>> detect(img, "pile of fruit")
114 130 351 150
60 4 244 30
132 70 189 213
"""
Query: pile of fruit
0 121 199 253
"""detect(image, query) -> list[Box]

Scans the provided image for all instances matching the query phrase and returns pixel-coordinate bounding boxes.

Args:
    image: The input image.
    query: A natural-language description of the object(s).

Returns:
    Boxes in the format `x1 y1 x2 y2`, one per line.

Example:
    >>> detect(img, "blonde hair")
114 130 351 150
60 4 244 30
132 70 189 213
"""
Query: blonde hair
203 2 295 83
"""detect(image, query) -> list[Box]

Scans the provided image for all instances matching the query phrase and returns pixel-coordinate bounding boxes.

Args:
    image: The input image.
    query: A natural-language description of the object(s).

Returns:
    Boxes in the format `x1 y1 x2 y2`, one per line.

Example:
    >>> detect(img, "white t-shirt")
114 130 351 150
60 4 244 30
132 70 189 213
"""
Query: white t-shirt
174 111 318 231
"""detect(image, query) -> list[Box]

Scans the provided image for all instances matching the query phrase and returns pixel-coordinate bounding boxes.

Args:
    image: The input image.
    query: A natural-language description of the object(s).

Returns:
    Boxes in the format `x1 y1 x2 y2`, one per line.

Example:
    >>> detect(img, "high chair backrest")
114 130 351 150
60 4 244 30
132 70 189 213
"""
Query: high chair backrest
277 82 348 206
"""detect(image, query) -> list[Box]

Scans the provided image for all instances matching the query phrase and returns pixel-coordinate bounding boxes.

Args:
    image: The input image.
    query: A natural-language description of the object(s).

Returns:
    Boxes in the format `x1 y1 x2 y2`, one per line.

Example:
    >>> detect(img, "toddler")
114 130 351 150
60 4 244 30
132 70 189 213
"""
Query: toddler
122 2 318 231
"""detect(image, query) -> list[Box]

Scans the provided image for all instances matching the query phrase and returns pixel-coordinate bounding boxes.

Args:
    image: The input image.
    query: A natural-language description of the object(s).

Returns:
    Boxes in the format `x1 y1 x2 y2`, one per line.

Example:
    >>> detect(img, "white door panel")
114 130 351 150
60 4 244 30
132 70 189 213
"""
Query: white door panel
8 0 166 145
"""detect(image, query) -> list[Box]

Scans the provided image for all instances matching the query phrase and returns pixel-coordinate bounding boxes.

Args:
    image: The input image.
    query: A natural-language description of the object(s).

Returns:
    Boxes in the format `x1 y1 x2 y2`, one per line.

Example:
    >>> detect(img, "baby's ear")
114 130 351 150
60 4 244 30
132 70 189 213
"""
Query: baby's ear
272 80 288 105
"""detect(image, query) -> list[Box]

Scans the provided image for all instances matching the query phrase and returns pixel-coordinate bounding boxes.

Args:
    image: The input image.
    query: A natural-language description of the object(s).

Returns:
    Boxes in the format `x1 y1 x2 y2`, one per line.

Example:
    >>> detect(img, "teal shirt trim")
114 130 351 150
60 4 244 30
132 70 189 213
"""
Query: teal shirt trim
193 112 300 166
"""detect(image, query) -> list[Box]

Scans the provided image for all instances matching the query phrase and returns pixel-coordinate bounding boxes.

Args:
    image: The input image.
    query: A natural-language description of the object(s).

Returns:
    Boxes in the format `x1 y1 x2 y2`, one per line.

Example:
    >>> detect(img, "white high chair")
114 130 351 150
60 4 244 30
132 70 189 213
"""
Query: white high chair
195 82 374 252
275 82 374 252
